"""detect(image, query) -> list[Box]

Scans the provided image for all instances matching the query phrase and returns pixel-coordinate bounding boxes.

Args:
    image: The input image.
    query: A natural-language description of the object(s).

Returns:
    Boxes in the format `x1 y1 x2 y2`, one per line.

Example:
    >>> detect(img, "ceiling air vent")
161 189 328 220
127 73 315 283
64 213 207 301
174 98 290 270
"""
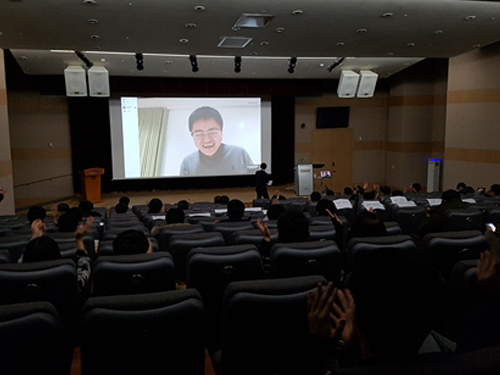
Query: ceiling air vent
218 37 253 49
233 13 275 28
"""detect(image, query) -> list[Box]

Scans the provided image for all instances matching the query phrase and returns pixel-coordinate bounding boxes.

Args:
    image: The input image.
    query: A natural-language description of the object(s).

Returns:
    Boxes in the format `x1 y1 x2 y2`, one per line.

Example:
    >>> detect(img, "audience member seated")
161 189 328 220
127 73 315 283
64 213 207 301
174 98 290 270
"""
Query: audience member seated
418 189 469 237
218 199 249 222
119 196 130 208
21 217 93 292
57 203 70 214
27 205 47 224
79 201 102 218
57 213 79 233
220 195 230 205
177 200 189 210
410 182 422 193
151 208 188 237
310 191 322 203
289 248 444 374
214 195 221 204
267 204 286 221
112 229 153 255
114 203 128 214
147 198 164 214
485 183 500 197
316 199 336 217
343 187 353 196
457 182 467 194
256 211 310 262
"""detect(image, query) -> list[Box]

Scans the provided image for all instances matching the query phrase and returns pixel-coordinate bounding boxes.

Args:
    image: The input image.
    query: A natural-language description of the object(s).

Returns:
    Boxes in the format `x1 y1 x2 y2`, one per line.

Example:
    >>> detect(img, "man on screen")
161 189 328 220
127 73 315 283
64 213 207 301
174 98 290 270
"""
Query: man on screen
180 106 253 176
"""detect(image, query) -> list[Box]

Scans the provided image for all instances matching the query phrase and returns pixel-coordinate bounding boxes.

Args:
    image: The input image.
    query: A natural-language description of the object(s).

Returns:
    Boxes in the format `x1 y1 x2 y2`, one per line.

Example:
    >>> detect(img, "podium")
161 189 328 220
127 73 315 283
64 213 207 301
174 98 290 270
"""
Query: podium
80 168 104 203
294 164 314 196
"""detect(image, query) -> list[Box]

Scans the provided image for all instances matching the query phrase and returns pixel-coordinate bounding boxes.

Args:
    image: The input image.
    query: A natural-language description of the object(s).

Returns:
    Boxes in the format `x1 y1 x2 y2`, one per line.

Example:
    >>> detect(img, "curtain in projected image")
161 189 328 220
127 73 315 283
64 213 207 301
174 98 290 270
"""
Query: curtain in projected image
138 107 169 177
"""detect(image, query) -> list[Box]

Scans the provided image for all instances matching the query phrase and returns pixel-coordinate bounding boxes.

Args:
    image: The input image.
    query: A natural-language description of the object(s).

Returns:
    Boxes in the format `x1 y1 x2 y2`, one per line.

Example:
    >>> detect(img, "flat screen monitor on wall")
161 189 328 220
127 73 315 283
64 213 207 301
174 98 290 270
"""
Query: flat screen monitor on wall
316 106 350 129
109 97 272 180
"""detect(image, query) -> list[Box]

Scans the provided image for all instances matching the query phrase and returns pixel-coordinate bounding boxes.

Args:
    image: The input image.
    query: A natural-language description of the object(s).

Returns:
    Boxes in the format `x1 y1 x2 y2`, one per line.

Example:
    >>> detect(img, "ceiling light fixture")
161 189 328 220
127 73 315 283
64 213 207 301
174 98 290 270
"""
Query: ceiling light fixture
194 5 205 12
327 57 345 73
189 55 199 72
135 52 144 71
288 57 297 74
75 51 93 68
234 56 242 73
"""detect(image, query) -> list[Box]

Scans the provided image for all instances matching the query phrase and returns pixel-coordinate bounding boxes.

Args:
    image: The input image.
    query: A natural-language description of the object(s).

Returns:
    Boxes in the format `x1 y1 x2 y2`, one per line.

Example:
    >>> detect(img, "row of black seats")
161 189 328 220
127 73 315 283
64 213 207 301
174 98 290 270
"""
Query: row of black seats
1 272 498 375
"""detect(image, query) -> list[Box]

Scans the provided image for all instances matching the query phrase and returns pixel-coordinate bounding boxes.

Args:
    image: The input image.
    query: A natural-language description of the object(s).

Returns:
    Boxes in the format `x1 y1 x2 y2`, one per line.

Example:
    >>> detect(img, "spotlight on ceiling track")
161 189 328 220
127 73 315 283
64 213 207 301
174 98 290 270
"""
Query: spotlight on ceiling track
288 57 297 74
74 51 93 68
189 55 199 72
135 52 144 71
234 56 242 73
327 57 345 73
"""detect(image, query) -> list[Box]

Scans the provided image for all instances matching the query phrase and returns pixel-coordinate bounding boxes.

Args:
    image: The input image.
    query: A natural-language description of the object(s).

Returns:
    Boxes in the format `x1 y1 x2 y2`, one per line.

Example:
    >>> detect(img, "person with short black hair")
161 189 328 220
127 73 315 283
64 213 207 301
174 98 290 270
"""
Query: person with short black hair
27 205 47 224
115 203 128 214
309 191 322 202
57 203 70 214
255 162 270 199
214 195 222 204
410 182 422 193
148 198 164 214
180 106 254 176
57 213 79 233
177 200 189 210
79 201 102 218
343 187 353 196
113 229 152 255
119 196 131 207
218 199 248 222
266 203 285 221
150 208 189 237
457 182 467 192
315 199 335 217
220 195 230 205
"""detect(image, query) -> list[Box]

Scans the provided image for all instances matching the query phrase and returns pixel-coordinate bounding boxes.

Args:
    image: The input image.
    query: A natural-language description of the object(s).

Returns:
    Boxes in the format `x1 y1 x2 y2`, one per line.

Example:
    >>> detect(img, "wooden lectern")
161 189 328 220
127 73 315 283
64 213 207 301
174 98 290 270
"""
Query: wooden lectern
80 168 104 203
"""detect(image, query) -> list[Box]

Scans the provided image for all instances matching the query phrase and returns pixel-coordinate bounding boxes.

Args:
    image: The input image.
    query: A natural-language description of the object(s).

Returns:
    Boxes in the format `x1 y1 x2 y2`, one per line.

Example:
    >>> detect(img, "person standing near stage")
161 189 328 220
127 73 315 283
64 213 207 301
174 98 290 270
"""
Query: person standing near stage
255 162 270 199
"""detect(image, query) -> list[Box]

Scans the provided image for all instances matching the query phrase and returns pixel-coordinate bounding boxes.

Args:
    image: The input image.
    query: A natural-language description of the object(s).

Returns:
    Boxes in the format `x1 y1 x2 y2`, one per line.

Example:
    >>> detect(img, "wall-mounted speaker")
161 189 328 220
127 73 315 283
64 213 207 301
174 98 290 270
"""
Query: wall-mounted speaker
88 66 110 97
337 70 360 98
357 70 378 98
64 66 87 97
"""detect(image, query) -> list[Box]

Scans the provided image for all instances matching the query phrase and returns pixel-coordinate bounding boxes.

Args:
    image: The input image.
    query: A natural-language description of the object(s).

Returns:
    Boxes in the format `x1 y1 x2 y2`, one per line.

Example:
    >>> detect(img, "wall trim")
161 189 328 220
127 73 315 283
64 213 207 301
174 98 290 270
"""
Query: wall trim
445 147 500 164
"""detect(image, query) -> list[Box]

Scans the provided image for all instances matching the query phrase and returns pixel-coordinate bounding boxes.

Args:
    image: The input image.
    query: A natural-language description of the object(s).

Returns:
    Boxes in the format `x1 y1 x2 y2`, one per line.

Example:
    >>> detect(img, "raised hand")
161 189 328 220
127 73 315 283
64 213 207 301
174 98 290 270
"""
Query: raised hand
308 282 345 341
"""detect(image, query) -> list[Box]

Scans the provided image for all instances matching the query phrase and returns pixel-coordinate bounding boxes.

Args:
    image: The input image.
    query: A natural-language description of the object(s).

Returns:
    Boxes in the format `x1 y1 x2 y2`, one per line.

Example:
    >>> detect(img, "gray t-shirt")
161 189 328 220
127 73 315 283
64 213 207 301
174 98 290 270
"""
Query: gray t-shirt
180 143 253 176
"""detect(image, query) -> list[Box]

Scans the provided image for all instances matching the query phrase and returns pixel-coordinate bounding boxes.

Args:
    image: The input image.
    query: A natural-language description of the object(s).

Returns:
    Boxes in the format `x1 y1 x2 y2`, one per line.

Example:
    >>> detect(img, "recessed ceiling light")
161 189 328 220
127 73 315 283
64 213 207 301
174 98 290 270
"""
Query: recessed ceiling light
292 10 303 15
185 23 197 29
100 58 106 62
83 0 96 5
88 19 98 24
179 38 189 43
336 42 345 46
319 63 325 67
232 27 240 31
465 15 476 21
382 13 393 17
90 35 100 40
250 52 258 56
92 46 101 50
434 30 443 35
260 41 269 46
474 44 481 48
407 42 415 47
194 5 205 11
356 28 368 33
19 55 28 60
275 27 285 33
164 60 172 65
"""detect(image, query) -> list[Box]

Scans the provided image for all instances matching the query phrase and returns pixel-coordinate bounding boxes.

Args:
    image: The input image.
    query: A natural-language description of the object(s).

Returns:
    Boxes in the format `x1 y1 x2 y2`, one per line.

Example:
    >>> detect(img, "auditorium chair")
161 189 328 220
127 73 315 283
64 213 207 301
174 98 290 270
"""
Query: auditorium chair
392 205 427 235
0 301 67 375
444 208 484 232
80 290 206 375
91 252 176 296
308 224 336 241
346 235 418 270
101 226 150 241
384 221 403 235
47 231 95 255
485 207 500 227
232 227 279 246
308 215 333 226
423 230 488 281
168 232 225 281
252 198 271 209
186 244 264 353
0 259 79 340
157 224 204 250
0 234 31 262
218 275 327 375
213 221 255 245
269 240 342 284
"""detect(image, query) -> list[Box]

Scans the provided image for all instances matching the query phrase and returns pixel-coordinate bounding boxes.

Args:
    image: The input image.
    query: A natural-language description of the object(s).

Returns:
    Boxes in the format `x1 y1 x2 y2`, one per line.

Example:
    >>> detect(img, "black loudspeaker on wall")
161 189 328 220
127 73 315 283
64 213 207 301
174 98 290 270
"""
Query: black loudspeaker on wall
64 66 87 97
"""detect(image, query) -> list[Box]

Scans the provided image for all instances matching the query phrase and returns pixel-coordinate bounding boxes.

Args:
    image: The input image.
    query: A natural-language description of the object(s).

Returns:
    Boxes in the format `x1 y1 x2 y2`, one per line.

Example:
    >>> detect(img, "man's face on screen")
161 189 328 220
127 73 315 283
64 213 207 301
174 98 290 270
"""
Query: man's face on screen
191 118 223 157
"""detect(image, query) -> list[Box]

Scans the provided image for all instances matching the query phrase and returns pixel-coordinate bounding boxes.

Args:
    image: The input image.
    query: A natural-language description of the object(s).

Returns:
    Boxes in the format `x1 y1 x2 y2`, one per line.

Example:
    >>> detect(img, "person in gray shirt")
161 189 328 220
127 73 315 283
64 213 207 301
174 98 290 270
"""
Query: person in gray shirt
180 106 253 176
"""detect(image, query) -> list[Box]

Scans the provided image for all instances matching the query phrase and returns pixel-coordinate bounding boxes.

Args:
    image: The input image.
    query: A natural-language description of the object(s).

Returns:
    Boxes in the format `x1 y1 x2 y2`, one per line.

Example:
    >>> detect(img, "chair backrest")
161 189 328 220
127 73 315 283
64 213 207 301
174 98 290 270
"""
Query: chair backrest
423 230 488 280
347 235 417 270
445 208 484 232
0 301 67 375
187 244 264 352
384 221 403 235
157 224 205 252
392 206 427 235
220 275 327 375
92 252 176 296
232 228 279 246
0 259 79 332
308 224 336 241
269 240 342 284
0 235 31 263
168 232 225 281
307 215 332 226
213 221 255 245
80 290 205 375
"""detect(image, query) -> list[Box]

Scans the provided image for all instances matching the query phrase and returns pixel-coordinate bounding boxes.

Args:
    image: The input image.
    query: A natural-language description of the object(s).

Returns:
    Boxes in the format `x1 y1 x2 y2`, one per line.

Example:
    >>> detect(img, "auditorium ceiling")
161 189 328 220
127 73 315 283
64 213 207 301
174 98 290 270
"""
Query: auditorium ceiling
1 0 500 79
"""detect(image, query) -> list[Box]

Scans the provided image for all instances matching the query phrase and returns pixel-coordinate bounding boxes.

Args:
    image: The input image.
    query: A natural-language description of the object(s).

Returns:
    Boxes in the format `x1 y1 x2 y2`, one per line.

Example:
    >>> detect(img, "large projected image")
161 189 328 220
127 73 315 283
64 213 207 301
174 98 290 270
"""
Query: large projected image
112 97 269 179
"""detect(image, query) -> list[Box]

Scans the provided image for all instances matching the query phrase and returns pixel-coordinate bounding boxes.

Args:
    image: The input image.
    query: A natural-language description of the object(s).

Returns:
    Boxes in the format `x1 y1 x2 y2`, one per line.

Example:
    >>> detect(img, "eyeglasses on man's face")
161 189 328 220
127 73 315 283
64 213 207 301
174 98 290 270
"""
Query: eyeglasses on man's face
191 129 222 139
